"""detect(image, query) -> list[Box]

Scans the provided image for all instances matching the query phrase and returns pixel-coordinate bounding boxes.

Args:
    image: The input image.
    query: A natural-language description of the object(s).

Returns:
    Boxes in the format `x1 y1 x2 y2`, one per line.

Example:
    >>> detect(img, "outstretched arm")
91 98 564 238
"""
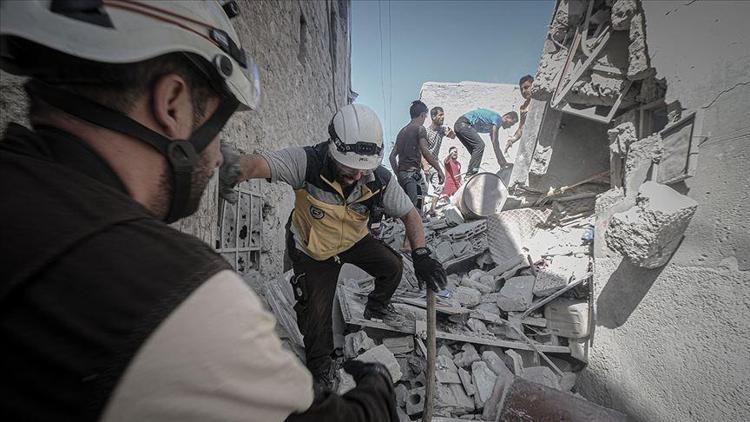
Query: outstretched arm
490 125 508 168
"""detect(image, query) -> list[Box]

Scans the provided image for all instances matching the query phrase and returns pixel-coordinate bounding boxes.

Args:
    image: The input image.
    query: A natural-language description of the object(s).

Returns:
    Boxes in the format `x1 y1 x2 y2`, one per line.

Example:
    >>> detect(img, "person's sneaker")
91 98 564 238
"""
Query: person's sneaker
363 303 410 328
312 362 339 393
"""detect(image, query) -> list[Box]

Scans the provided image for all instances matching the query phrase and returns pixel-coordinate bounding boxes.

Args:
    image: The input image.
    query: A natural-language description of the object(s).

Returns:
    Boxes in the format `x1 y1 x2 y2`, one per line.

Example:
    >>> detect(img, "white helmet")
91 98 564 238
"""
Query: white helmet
0 0 260 110
328 104 384 171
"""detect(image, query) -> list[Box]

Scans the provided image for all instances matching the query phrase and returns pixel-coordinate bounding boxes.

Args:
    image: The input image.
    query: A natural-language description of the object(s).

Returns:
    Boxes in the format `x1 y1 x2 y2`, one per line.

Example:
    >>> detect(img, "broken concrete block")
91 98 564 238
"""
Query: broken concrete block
394 383 408 408
451 240 473 258
454 343 481 368
356 344 402 382
344 331 376 359
544 297 590 338
438 344 453 358
606 181 698 268
436 240 455 263
530 145 553 176
382 336 414 355
504 350 524 375
471 361 498 408
451 286 481 308
624 134 663 197
442 205 465 226
481 351 512 378
497 276 535 312
435 383 475 415
627 13 654 81
533 255 589 297
475 302 501 315
467 318 489 334
405 387 425 416
337 368 356 394
458 367 476 396
436 355 461 384
460 275 494 294
610 0 637 30
521 366 561 390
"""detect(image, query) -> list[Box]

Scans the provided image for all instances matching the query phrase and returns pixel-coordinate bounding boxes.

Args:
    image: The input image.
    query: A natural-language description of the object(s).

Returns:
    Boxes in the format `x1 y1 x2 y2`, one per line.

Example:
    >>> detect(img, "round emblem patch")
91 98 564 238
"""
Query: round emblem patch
309 205 325 219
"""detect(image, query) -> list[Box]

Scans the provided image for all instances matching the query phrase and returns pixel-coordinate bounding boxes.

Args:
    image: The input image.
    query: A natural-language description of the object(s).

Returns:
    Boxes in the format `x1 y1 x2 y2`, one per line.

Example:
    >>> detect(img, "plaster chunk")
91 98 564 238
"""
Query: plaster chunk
497 276 535 312
436 383 475 415
356 344 403 382
624 134 663 197
534 255 589 296
611 0 638 30
606 181 698 268
461 275 494 294
436 240 455 263
504 349 524 375
482 351 513 378
467 318 489 334
454 343 481 368
627 13 654 80
532 48 568 101
530 145 553 176
344 331 376 359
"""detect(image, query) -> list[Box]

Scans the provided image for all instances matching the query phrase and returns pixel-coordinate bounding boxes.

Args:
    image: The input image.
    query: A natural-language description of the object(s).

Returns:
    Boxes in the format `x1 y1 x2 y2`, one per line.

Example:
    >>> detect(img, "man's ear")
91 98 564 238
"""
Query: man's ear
151 73 193 140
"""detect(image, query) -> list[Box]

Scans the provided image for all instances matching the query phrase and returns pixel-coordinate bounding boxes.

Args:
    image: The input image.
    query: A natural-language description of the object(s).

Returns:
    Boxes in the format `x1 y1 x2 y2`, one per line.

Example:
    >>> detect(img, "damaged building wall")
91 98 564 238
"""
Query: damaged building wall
0 0 353 283
520 1 749 421
419 81 524 175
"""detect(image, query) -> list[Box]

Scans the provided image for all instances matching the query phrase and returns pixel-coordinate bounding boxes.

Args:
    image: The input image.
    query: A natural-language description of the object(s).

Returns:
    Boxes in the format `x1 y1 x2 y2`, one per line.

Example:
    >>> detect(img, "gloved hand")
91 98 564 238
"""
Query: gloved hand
411 247 447 292
342 360 393 385
219 142 242 204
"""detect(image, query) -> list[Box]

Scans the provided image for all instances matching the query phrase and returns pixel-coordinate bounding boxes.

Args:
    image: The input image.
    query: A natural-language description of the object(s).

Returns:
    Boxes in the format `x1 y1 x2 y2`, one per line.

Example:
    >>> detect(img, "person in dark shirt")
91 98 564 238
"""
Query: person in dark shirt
389 101 444 216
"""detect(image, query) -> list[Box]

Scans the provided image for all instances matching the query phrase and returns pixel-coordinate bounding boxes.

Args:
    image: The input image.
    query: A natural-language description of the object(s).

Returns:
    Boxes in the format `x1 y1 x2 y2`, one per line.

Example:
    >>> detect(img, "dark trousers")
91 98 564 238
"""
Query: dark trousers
454 116 485 175
289 235 403 375
396 169 426 214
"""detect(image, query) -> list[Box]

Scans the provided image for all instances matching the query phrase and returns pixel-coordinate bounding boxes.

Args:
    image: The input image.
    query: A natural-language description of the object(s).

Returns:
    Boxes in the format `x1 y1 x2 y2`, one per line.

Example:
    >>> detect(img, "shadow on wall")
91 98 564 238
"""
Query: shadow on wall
596 257 668 329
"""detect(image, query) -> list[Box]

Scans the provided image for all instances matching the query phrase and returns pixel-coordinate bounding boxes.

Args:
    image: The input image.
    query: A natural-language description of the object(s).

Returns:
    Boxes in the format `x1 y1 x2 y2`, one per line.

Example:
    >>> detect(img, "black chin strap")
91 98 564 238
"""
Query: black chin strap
26 80 238 223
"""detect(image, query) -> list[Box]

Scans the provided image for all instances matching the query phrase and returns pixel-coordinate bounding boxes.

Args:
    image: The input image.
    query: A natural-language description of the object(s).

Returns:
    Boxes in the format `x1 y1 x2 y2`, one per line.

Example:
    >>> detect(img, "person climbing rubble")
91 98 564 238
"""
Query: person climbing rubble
390 100 445 216
504 74 535 154
423 106 456 216
0 1 401 421
220 103 448 392
454 107 519 175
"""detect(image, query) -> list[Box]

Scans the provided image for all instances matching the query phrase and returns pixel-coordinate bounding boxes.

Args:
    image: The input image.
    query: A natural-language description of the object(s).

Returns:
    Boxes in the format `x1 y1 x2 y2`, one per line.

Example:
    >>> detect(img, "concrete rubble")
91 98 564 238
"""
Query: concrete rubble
326 189 603 418
606 181 698 268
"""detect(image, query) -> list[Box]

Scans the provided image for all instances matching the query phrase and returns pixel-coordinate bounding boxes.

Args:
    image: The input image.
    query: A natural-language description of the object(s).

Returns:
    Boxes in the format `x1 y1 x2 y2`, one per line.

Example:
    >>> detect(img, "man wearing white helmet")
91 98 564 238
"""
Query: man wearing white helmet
220 103 448 391
0 1 400 421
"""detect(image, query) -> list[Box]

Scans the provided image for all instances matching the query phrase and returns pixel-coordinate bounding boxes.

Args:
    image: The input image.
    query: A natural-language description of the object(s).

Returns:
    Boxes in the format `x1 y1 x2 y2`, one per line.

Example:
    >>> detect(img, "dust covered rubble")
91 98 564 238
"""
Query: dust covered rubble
326 201 601 419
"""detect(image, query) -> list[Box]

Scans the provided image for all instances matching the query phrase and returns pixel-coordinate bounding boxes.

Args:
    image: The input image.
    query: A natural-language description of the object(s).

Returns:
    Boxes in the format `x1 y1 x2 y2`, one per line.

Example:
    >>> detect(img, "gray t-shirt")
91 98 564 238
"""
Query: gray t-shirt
261 146 413 218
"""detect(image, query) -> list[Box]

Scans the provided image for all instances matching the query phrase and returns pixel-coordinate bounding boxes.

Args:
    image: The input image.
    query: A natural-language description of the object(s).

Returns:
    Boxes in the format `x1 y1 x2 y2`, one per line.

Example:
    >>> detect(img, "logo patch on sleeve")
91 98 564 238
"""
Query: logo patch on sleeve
309 205 325 219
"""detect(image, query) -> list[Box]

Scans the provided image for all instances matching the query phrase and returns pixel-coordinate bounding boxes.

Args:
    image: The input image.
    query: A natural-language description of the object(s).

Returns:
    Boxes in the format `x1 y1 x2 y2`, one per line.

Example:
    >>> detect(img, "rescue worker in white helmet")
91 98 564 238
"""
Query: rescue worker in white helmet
220 103 448 391
0 1 400 421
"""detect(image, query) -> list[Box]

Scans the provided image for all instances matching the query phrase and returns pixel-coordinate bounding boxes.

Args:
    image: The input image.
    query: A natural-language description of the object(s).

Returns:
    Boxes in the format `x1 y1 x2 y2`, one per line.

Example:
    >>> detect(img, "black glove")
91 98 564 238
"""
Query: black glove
342 360 393 385
412 247 447 292
219 143 242 204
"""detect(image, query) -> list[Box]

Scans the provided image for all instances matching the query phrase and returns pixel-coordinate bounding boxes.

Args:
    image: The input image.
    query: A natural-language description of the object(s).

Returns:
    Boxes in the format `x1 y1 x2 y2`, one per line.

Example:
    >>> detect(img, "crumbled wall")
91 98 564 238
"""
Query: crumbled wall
522 1 750 421
419 81 524 175
0 0 353 283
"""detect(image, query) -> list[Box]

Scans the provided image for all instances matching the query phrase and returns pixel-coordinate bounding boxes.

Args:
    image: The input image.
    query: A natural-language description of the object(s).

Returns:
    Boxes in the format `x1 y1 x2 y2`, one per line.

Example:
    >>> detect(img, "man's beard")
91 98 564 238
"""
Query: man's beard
155 151 214 220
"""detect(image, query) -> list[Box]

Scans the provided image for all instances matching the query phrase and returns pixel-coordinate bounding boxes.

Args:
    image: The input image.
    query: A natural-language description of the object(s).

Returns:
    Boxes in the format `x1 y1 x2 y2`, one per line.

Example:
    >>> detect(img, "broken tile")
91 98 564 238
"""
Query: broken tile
458 367 476 396
467 318 489 334
356 344 403 382
474 302 501 315
471 361 498 408
454 343 481 368
436 355 461 384
521 366 561 390
497 276 535 312
344 331 376 359
382 336 415 355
